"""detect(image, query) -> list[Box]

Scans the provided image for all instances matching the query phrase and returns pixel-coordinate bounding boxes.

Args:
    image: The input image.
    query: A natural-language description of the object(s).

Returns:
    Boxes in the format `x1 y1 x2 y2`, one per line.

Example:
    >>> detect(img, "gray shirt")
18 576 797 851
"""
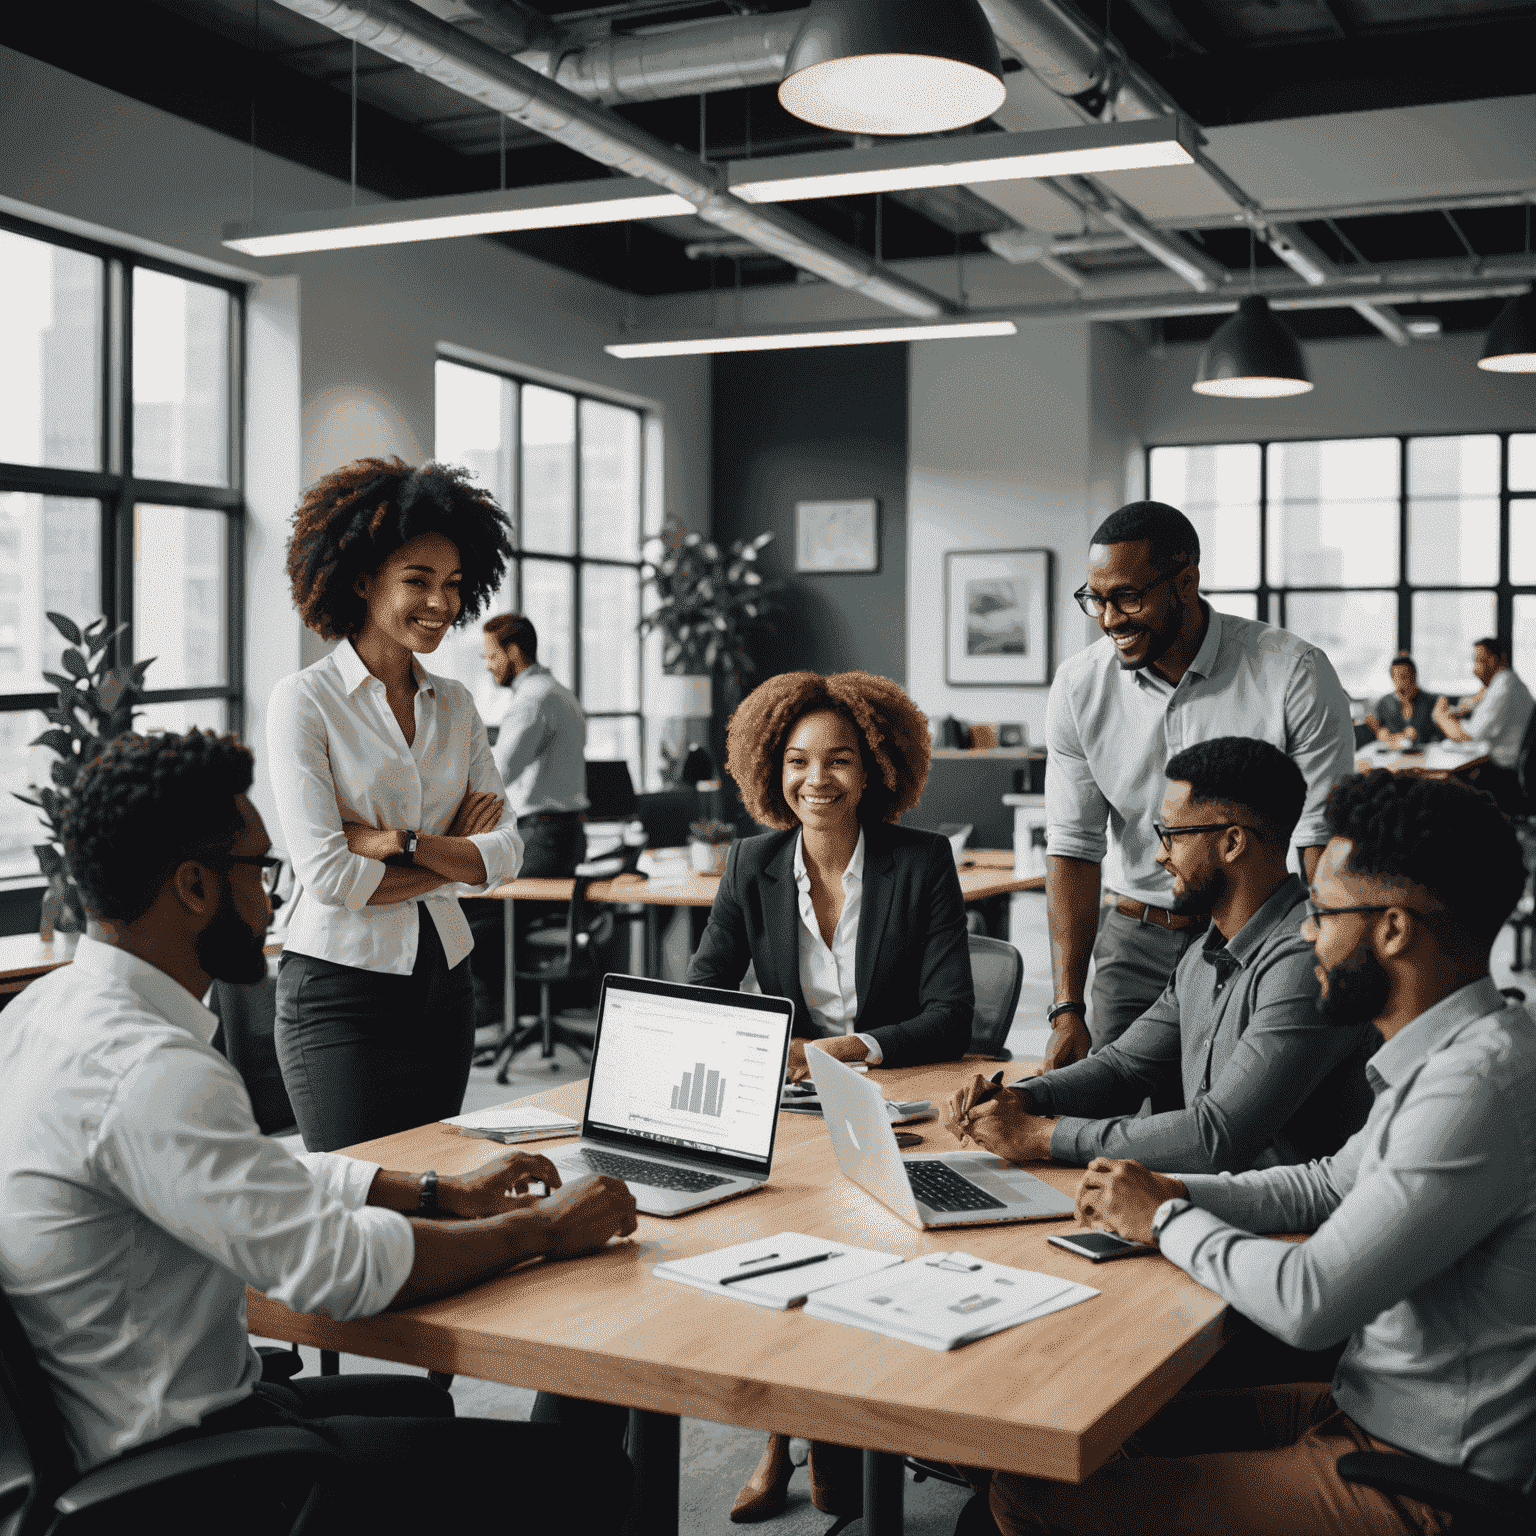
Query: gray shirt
1467 666 1535 768
491 663 589 818
1157 977 1536 1493
1022 876 1375 1172
1046 605 1355 906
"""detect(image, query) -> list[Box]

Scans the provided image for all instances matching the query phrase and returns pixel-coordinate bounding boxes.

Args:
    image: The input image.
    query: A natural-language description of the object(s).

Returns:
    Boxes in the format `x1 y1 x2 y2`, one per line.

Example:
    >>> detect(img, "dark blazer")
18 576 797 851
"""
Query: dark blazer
687 822 974 1068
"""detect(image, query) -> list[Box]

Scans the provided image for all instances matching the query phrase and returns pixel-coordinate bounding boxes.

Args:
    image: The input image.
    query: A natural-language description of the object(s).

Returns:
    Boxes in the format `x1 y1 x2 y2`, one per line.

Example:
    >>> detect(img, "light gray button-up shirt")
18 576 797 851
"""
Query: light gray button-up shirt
492 663 590 818
1157 977 1536 1492
1046 605 1355 906
1467 665 1535 768
1021 875 1375 1171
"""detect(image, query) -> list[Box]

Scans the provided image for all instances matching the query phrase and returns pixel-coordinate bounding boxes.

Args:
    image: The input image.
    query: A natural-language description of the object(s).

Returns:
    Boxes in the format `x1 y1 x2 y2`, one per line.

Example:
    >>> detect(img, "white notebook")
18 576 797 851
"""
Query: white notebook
653 1231 905 1311
804 1251 1098 1350
441 1105 580 1143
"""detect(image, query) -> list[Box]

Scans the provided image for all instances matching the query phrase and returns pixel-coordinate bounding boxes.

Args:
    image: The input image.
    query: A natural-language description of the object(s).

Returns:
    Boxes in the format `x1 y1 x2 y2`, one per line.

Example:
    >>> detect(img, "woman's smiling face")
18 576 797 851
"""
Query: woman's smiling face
782 709 867 833
354 531 462 654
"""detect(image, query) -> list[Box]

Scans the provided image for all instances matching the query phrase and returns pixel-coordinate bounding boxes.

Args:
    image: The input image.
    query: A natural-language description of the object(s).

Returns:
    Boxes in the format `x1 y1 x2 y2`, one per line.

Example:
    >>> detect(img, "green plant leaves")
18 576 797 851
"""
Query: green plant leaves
46 612 83 646
28 729 75 757
61 649 89 679
35 844 63 877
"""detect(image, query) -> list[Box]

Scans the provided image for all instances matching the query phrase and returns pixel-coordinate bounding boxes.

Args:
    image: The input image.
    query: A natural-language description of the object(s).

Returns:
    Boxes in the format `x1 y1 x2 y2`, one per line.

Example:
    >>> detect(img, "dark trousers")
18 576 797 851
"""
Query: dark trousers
274 908 475 1152
135 1375 631 1536
468 814 585 1030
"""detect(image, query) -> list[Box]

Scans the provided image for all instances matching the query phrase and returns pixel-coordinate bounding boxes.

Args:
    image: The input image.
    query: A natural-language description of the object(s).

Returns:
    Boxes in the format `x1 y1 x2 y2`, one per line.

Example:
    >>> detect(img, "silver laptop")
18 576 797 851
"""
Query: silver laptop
548 974 795 1217
808 1049 1076 1229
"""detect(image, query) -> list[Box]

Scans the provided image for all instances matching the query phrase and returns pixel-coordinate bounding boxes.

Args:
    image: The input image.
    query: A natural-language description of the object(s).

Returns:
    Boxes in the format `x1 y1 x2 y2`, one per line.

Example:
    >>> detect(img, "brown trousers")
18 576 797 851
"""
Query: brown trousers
991 1385 1451 1536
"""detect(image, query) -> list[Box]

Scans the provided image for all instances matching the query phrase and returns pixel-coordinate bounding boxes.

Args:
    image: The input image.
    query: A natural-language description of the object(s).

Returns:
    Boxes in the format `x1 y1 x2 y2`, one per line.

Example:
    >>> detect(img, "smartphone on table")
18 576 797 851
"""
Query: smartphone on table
1048 1230 1152 1263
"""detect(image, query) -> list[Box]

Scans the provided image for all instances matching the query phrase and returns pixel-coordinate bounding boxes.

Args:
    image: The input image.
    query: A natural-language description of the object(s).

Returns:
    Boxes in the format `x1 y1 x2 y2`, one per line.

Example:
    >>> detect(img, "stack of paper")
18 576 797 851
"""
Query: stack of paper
653 1231 905 1310
441 1105 580 1144
782 1085 931 1124
805 1251 1097 1350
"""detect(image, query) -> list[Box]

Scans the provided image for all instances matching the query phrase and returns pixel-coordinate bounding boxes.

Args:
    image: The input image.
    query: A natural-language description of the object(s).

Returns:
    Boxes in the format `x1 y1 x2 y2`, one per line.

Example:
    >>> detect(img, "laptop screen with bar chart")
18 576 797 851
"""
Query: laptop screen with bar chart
581 974 795 1179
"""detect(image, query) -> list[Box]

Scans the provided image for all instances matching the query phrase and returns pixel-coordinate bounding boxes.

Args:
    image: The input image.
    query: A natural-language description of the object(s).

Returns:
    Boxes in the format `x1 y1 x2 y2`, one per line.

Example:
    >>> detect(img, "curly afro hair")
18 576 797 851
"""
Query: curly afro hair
1165 736 1306 846
726 670 930 830
1324 770 1525 946
286 456 513 639
62 731 255 923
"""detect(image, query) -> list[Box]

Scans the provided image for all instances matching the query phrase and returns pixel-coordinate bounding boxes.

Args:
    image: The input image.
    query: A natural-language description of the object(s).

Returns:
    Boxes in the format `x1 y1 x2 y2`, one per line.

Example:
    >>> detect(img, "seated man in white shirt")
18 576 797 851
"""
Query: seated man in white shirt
1432 634 1535 810
0 729 637 1534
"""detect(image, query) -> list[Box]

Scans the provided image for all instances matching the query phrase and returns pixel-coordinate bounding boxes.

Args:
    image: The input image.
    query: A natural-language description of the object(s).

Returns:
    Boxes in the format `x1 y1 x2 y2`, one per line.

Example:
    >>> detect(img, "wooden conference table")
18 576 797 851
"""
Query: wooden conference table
246 1060 1230 1535
1354 739 1491 778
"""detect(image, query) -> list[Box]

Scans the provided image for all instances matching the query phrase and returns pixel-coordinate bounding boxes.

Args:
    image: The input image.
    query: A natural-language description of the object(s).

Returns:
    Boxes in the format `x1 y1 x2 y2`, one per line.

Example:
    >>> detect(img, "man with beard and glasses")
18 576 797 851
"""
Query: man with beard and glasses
982 771 1535 1536
1042 502 1353 1073
0 730 639 1536
945 738 1374 1177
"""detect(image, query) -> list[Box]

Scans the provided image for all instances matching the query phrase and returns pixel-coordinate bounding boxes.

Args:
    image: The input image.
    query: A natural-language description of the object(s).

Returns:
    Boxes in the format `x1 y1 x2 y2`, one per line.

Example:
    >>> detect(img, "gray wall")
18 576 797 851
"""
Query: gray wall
712 342 909 686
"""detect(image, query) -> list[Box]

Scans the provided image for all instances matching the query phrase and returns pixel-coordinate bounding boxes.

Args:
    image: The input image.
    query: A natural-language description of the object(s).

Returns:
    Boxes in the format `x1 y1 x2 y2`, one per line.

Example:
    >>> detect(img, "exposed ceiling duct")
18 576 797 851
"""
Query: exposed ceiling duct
270 0 952 319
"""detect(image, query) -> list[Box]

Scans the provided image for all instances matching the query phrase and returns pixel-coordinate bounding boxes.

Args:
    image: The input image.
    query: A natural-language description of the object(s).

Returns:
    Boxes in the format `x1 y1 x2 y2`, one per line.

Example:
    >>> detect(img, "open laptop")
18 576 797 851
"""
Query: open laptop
808 1049 1076 1229
547 974 795 1217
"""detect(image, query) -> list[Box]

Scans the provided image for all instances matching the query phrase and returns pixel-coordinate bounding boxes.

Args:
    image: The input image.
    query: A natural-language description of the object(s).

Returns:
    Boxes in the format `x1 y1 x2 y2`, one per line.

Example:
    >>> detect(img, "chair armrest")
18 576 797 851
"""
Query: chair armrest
1336 1450 1530 1528
55 1429 343 1518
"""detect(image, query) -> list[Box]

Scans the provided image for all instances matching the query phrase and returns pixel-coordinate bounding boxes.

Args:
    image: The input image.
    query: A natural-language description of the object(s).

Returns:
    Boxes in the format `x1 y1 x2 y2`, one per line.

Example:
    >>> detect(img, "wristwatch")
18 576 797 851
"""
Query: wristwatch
1046 1001 1087 1026
417 1169 439 1214
385 830 419 868
1150 1197 1190 1246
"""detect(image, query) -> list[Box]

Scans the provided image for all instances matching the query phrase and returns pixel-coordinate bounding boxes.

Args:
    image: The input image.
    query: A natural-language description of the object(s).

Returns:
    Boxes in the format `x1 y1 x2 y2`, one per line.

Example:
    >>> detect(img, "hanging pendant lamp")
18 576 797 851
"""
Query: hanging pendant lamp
778 0 1006 138
1192 295 1314 399
1476 290 1536 373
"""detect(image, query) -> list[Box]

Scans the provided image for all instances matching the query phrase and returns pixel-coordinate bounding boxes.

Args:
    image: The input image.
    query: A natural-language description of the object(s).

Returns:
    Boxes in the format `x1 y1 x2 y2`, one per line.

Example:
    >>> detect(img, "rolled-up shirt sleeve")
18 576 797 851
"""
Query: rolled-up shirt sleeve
462 708 524 892
266 677 386 912
1045 677 1110 864
1284 648 1356 852
94 1039 414 1320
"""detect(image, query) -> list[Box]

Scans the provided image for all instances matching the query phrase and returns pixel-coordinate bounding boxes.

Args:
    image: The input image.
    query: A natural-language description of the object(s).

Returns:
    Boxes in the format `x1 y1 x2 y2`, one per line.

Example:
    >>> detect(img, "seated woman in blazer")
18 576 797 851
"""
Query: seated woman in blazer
689 669 974 1523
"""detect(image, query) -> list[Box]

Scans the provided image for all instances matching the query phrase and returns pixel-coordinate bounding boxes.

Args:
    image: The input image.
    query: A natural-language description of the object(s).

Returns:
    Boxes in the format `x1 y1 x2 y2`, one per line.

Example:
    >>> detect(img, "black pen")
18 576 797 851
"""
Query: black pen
720 1252 841 1285
958 1069 1006 1122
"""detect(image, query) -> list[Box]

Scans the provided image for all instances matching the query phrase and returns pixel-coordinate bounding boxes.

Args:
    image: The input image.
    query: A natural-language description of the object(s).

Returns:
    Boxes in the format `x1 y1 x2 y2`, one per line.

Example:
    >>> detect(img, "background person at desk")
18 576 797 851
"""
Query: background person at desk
688 668 973 1522
1432 635 1534 810
0 730 638 1536
986 772 1535 1536
1361 654 1442 746
1044 501 1354 1076
946 738 1374 1177
269 458 524 1152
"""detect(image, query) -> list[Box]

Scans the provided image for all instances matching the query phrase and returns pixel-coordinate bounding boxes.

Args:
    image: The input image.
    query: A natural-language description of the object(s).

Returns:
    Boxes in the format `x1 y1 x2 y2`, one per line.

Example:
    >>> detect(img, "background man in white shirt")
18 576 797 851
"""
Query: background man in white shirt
1433 635 1535 810
0 729 636 1533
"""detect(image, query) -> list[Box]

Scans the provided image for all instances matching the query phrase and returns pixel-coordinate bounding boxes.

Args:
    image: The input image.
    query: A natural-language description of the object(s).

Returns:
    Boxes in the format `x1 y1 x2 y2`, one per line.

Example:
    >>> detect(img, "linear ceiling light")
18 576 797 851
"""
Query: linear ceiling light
223 178 694 257
607 319 1017 359
1193 296 1314 398
779 0 1005 137
1477 290 1536 372
729 118 1200 205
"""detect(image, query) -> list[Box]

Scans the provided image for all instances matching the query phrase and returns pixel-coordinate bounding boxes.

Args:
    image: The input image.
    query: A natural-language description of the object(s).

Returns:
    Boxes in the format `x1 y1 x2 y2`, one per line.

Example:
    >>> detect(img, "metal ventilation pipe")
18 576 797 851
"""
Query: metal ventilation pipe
272 0 950 318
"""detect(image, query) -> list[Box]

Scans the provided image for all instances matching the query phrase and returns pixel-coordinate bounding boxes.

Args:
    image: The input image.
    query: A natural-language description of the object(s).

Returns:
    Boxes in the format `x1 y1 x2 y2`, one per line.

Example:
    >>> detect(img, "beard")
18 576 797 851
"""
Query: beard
1112 589 1184 672
1315 933 1392 1028
196 880 268 985
1170 861 1224 917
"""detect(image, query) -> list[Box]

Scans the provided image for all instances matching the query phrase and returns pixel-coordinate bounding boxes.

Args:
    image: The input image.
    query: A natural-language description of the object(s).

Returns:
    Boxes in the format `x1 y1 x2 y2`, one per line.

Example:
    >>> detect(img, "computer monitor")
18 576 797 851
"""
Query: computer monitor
585 759 638 820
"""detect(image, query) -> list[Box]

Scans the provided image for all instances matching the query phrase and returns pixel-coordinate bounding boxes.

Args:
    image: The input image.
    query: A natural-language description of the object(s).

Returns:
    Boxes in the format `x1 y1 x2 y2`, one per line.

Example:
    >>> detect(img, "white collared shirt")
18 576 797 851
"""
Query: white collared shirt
793 829 882 1064
1467 666 1535 768
492 663 589 817
0 938 414 1470
267 640 525 974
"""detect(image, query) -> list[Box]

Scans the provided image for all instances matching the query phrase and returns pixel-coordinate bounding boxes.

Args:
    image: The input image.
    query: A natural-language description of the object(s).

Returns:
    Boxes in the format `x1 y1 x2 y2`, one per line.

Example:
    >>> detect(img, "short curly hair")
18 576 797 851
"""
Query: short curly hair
1324 770 1525 945
61 731 255 923
726 670 931 830
1165 736 1306 846
286 456 513 639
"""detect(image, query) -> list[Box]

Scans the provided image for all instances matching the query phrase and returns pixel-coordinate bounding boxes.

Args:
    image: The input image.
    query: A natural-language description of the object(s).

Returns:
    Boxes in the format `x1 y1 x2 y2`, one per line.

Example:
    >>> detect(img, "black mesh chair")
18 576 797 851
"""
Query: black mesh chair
0 1286 340 1536
966 934 1023 1060
1336 1450 1533 1534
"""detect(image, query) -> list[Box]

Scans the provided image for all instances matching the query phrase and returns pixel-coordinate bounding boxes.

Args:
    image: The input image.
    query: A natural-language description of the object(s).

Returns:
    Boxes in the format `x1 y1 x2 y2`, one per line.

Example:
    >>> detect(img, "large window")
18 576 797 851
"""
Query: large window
433 358 655 788
0 215 244 881
1148 433 1536 701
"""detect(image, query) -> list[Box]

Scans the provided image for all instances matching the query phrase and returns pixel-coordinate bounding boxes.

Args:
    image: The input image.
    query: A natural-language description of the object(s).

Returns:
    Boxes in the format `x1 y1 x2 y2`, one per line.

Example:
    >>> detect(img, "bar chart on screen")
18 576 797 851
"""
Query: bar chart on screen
671 1063 727 1116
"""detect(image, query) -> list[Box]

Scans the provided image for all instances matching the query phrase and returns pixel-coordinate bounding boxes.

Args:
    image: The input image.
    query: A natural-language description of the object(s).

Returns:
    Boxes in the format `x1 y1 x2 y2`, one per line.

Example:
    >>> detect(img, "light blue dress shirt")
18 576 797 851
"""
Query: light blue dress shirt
491 662 590 818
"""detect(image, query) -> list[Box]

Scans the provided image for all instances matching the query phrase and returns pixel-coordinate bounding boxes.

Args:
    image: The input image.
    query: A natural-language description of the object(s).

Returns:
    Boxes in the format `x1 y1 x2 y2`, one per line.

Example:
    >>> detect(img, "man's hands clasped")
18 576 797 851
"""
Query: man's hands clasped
1074 1158 1187 1247
944 1075 1057 1162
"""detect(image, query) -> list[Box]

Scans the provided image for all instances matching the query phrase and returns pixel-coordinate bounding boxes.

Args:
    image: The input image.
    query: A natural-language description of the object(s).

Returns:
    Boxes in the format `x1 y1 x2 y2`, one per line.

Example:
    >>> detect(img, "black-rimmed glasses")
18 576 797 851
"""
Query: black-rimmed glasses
1303 899 1448 923
1073 564 1189 618
1153 821 1261 851
217 855 284 895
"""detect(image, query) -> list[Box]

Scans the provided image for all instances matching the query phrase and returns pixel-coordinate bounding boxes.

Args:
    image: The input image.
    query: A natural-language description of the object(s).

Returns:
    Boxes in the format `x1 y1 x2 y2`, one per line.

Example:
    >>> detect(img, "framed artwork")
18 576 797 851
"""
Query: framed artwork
795 499 880 573
944 548 1055 687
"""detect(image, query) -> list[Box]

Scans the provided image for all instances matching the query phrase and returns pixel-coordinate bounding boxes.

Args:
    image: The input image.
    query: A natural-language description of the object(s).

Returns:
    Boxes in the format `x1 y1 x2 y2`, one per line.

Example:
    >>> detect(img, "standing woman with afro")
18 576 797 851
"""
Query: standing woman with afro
689 670 974 1523
269 458 524 1152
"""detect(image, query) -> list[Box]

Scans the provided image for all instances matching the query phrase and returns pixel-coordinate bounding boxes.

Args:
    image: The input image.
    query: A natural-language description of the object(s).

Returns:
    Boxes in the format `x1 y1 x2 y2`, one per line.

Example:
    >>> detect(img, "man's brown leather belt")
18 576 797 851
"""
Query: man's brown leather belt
1113 896 1208 932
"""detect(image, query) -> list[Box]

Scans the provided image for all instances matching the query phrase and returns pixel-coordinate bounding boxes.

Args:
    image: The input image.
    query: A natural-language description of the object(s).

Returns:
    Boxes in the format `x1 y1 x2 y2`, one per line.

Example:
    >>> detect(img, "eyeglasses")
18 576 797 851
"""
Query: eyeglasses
1152 821 1261 851
1303 899 1448 924
217 854 284 895
1073 564 1188 618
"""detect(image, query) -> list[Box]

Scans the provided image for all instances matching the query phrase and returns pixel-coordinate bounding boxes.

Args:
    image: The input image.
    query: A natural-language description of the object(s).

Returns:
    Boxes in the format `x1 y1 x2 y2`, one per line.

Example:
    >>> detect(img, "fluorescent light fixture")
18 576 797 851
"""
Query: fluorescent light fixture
223 178 694 257
607 318 1016 359
729 118 1199 205
1405 316 1443 338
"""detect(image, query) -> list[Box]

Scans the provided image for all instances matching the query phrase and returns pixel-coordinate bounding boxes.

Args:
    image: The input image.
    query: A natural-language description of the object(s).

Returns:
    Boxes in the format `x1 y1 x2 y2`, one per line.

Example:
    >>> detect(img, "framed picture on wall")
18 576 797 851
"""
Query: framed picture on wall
795 499 880 573
944 548 1055 687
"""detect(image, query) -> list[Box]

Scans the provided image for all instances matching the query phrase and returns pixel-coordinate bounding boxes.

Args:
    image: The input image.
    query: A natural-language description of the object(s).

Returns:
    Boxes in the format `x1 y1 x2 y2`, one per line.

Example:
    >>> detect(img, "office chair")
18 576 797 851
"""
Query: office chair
1336 1450 1532 1534
966 934 1023 1060
1502 709 1536 970
0 1285 340 1536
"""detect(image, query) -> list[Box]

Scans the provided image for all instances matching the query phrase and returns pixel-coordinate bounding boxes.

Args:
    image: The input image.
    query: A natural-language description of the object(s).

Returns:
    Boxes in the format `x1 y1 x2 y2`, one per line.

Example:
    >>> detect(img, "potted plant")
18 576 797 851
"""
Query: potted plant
15 613 152 938
688 818 737 876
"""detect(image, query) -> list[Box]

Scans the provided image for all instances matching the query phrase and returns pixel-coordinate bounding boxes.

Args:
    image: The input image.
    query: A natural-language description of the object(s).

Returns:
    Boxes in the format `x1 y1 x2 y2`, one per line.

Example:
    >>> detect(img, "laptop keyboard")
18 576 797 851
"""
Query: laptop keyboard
905 1161 1008 1213
581 1149 732 1193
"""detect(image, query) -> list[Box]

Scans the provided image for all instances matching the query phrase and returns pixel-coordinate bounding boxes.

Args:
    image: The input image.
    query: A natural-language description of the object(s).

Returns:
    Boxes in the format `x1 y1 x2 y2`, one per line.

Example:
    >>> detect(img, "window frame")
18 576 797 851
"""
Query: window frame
1145 431 1531 690
0 211 246 881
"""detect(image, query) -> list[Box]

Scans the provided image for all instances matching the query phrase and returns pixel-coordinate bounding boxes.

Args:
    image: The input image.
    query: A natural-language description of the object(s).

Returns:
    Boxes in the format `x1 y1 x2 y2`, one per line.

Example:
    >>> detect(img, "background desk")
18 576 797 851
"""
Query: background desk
1355 740 1490 778
0 933 284 996
246 1060 1229 1534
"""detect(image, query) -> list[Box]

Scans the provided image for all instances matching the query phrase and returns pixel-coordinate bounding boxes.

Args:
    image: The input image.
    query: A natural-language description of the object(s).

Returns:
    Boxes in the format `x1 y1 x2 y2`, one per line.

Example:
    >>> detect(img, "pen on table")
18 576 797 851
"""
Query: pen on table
738 1253 779 1266
720 1253 841 1285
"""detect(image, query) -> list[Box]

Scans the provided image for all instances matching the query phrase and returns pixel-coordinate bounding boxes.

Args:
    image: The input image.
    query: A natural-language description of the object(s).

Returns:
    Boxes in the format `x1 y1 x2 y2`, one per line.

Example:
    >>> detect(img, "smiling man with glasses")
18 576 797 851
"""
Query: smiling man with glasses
1042 501 1355 1074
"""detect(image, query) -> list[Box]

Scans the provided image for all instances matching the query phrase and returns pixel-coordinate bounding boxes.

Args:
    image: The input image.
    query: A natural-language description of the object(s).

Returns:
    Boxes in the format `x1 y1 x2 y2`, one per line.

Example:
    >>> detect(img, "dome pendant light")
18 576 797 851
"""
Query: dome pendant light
1193 295 1314 399
1477 290 1536 373
778 0 1006 138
